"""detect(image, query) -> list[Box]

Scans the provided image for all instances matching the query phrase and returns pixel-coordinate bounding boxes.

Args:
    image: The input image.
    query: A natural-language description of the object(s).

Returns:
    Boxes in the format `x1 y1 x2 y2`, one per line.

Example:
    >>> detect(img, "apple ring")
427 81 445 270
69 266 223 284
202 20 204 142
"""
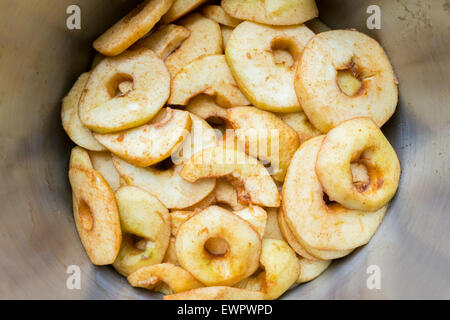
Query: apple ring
112 186 170 276
69 165 121 265
282 136 387 251
316 118 401 212
127 263 203 295
295 30 398 133
94 108 192 167
93 0 175 56
275 111 321 145
61 73 106 151
226 22 314 112
79 48 170 134
175 206 261 286
221 0 318 26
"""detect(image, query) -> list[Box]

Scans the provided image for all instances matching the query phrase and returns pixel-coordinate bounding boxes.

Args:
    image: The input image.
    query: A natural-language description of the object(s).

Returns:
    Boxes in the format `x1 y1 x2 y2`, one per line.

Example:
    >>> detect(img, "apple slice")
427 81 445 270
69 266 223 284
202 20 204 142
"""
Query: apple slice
127 263 203 295
165 13 222 78
162 0 209 23
169 54 250 108
221 0 318 25
61 73 106 151
132 24 191 60
202 5 242 27
226 21 314 112
69 167 121 265
79 49 170 133
94 108 192 167
113 186 170 276
236 239 299 300
275 111 321 144
227 107 300 181
112 156 215 209
93 0 175 56
180 146 280 207
164 286 264 300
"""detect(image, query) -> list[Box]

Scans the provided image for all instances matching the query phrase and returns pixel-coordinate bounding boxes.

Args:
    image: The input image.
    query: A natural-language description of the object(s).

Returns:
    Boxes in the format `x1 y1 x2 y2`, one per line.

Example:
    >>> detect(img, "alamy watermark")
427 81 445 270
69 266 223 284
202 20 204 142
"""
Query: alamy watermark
66 5 81 30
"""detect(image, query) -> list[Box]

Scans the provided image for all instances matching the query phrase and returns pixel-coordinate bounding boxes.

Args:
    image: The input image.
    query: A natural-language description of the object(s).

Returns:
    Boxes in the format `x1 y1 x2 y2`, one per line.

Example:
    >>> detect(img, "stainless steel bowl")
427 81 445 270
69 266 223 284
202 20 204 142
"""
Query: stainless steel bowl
0 0 448 299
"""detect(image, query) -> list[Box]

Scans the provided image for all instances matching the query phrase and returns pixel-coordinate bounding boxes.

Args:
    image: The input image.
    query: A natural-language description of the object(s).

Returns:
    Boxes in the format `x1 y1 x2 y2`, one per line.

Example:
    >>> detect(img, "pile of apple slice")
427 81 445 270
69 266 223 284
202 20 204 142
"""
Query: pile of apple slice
62 0 400 300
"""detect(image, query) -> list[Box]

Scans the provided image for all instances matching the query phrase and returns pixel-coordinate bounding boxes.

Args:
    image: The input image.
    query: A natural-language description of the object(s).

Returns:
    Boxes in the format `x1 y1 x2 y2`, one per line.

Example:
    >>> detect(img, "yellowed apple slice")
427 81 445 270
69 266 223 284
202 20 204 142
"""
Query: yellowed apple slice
226 22 314 112
132 24 191 60
170 210 195 236
69 167 121 265
275 111 321 144
236 239 300 300
163 237 179 265
162 0 209 23
112 186 170 276
164 286 264 300
180 146 280 207
79 49 170 133
113 156 215 209
69 146 94 170
93 0 175 56
228 107 300 181
185 95 228 124
61 73 106 151
282 136 386 251
94 108 192 167
127 263 203 295
165 13 222 78
221 0 318 25
202 5 242 27
169 54 250 108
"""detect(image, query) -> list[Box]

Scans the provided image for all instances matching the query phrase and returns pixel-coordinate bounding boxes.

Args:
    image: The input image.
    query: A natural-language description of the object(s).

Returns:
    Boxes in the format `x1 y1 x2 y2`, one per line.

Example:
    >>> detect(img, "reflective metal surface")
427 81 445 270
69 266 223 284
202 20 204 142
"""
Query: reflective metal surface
0 0 448 299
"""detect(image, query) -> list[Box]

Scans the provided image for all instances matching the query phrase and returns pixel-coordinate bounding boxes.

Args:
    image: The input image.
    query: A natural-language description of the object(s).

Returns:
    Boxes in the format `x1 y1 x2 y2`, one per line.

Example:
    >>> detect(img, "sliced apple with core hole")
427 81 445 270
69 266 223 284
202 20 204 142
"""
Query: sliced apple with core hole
228 107 300 181
169 54 250 108
69 167 121 265
226 22 314 112
79 49 170 133
61 73 106 151
132 24 191 60
162 0 209 24
165 13 222 78
221 0 318 26
127 263 203 295
94 108 192 167
180 146 280 207
202 5 242 27
112 156 215 209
